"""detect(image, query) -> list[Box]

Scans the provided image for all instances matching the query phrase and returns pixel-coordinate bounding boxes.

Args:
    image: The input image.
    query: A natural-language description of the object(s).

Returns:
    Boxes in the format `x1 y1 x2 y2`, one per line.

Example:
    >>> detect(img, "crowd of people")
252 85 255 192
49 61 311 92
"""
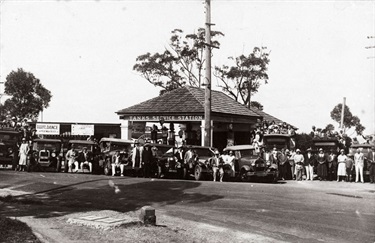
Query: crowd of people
272 146 375 183
251 120 296 147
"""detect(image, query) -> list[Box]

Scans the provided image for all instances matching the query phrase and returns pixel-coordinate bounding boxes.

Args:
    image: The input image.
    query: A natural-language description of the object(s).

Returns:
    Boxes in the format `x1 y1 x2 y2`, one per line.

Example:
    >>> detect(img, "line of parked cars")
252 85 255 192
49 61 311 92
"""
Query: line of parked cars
2 129 304 183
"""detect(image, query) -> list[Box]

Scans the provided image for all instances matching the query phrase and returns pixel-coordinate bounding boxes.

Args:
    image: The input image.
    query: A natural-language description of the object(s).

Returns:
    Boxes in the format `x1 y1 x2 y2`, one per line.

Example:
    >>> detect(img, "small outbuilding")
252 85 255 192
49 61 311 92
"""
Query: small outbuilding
117 86 270 151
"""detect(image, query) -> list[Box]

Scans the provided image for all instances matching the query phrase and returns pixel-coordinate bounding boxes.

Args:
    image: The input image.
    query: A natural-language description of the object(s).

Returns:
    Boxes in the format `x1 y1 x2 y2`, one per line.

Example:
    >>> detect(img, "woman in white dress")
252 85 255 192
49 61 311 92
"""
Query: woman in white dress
337 149 347 182
18 138 29 171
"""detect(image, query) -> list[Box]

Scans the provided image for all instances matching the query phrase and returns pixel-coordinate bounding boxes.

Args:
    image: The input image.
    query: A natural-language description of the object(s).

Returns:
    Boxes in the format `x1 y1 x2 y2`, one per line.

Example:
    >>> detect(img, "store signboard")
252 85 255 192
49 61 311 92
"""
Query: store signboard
71 124 94 136
125 115 203 122
36 123 60 135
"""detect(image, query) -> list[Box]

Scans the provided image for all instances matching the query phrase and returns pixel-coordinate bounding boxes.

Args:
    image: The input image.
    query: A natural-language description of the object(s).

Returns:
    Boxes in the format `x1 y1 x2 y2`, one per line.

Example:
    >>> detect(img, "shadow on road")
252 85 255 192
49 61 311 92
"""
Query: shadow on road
0 178 223 219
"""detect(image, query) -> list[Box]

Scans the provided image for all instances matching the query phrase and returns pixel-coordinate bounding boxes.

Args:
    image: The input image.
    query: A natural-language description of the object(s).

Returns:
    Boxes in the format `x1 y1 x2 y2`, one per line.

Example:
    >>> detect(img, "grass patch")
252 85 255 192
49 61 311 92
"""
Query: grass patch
0 216 41 243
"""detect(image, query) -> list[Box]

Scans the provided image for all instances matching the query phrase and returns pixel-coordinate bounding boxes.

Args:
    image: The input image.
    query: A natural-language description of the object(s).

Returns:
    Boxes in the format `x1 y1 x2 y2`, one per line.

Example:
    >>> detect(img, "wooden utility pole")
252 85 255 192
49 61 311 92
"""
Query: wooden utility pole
340 97 346 129
204 0 212 147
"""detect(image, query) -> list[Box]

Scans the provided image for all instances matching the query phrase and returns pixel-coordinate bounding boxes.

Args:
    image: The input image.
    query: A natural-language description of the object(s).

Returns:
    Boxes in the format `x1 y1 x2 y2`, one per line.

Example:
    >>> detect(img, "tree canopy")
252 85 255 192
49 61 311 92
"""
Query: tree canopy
214 47 270 108
133 28 224 95
330 103 365 135
2 68 52 121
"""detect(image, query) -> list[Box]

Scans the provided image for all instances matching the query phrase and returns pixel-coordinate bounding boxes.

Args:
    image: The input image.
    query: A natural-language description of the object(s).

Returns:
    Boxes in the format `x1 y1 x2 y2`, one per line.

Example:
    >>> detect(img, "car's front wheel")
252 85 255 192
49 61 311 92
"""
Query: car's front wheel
194 165 203 181
240 169 249 182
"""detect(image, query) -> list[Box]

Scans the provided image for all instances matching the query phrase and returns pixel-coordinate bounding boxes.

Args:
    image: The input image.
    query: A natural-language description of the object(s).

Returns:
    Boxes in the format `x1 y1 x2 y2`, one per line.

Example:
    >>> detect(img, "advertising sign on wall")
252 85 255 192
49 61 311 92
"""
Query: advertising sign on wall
71 124 94 136
36 123 60 135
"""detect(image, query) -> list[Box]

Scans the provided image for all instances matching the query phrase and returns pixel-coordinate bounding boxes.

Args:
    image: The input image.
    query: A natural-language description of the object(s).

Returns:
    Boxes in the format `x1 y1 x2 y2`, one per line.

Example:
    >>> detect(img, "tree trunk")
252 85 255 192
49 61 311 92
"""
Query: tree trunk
247 80 252 109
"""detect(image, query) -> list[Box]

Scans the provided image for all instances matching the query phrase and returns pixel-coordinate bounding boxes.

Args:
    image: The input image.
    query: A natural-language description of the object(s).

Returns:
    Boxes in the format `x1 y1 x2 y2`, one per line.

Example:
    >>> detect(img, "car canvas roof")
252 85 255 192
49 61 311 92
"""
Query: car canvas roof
144 143 174 148
99 138 134 144
33 138 62 143
0 129 20 134
263 134 293 138
224 144 255 151
68 140 96 145
350 143 374 148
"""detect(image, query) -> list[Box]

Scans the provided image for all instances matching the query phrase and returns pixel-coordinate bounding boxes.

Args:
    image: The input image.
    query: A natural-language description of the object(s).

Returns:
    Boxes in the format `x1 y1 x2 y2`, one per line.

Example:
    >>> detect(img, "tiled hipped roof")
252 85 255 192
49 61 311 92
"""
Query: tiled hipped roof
117 86 260 118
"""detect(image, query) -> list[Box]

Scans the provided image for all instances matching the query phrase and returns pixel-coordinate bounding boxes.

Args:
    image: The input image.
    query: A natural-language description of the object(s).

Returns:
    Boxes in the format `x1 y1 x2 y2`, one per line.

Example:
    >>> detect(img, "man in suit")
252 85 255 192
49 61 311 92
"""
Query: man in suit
66 145 79 173
367 147 375 183
304 148 315 181
211 150 224 182
111 150 124 176
277 148 289 180
354 149 365 183
78 147 93 173
142 146 153 178
132 143 141 177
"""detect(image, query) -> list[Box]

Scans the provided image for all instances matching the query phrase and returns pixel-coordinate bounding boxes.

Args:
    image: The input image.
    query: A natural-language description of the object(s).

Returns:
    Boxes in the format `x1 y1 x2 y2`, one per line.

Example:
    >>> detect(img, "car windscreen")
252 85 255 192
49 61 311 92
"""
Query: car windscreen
111 143 132 152
72 144 93 152
34 142 61 151
0 133 18 142
264 137 289 149
194 148 213 159
237 149 257 158
152 146 172 154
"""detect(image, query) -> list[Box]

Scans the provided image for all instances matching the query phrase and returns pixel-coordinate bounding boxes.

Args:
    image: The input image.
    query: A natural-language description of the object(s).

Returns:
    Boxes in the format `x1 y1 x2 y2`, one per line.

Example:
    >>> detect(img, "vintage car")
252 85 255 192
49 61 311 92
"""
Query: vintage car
99 138 134 176
0 128 21 168
187 145 218 181
27 138 63 172
263 134 295 151
312 138 343 154
64 140 100 173
224 145 278 183
348 143 374 181
146 143 176 178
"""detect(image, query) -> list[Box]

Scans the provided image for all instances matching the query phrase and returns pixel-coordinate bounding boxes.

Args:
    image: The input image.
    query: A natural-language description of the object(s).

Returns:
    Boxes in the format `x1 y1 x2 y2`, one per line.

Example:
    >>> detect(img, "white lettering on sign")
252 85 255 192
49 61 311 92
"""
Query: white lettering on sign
71 124 94 136
36 123 60 135
127 115 203 121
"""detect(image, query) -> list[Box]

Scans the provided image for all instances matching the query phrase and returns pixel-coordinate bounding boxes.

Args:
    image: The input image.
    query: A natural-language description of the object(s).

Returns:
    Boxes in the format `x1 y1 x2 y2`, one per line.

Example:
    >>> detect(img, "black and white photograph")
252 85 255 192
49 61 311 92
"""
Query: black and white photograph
0 0 374 242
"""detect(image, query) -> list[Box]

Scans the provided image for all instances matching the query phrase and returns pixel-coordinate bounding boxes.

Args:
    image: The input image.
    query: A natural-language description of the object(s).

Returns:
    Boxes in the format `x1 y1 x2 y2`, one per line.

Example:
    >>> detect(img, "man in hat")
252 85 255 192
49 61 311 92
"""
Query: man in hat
78 147 93 173
210 150 224 182
278 148 289 180
354 148 364 183
327 149 337 181
142 145 153 178
367 147 375 183
293 149 304 181
132 142 142 177
112 150 124 176
304 148 315 181
65 144 79 173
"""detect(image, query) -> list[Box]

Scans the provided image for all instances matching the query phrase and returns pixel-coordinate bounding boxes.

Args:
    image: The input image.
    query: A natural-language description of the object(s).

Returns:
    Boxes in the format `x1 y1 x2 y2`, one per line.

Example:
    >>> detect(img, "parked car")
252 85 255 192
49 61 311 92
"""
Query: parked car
348 143 373 181
312 138 343 154
263 134 295 151
146 143 176 178
224 145 278 183
186 145 217 181
65 140 100 173
99 138 134 176
0 128 21 168
27 138 63 172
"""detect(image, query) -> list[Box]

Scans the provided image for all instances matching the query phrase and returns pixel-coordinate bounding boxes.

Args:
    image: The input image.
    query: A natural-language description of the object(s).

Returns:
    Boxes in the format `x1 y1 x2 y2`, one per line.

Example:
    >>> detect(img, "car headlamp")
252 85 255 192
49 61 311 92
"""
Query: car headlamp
251 163 255 167
266 162 271 166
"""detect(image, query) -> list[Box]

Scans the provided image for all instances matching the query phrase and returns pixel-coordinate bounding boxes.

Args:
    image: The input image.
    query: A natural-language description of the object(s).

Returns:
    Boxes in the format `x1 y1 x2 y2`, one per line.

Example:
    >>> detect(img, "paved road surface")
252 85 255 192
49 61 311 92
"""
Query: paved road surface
0 170 374 242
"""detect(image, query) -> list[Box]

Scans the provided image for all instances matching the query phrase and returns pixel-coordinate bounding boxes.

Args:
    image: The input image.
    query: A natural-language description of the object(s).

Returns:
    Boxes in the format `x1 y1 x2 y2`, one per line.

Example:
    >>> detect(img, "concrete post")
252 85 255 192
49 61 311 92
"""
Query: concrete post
139 206 156 225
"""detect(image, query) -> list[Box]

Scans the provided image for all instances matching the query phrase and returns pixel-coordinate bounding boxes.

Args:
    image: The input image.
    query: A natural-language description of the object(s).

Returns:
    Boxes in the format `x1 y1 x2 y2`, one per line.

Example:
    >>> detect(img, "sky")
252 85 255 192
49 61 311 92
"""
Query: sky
0 0 374 136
